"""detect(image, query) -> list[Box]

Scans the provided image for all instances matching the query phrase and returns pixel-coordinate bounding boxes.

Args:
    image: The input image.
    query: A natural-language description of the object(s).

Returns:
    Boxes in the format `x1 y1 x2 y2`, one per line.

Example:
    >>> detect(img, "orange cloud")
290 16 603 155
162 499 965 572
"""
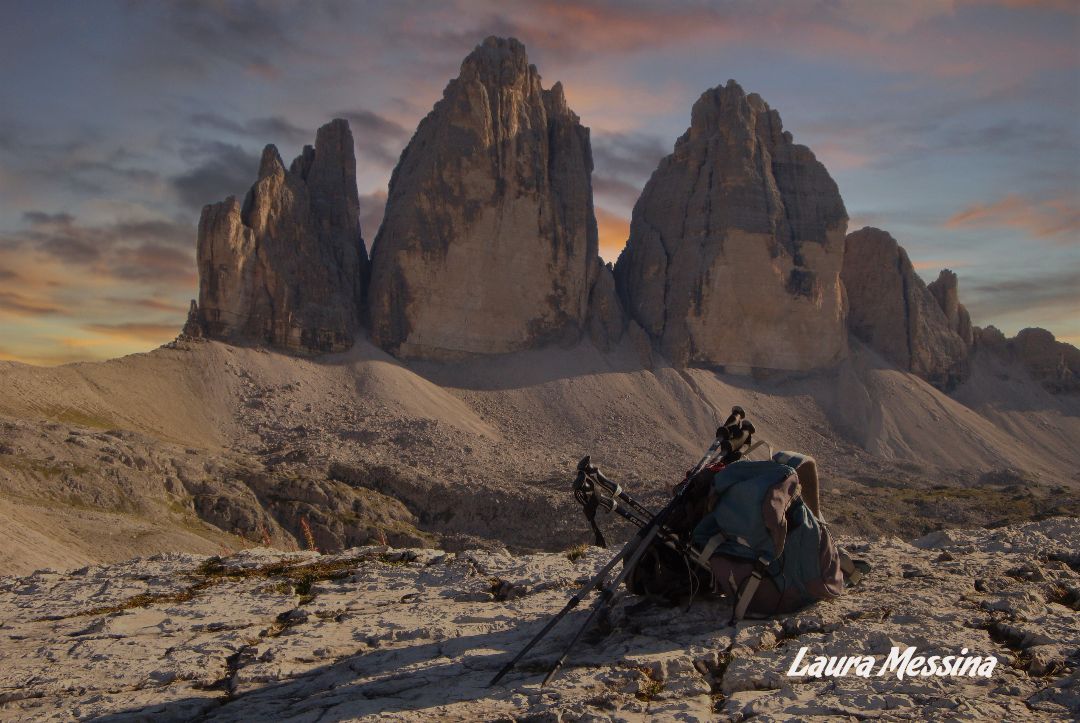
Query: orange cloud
596 205 629 262
944 194 1080 241
527 1 740 54
0 289 62 317
912 259 970 271
82 322 181 343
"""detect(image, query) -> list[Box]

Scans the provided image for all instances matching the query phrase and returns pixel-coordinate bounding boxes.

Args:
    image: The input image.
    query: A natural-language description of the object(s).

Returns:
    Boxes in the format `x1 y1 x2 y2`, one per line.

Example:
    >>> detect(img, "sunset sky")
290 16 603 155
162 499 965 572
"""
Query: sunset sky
0 0 1077 365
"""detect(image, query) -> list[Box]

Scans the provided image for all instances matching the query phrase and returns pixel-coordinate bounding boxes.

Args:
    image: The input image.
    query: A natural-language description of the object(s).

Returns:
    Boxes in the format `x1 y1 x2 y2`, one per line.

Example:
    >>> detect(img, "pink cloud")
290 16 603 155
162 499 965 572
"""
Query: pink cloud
944 194 1080 241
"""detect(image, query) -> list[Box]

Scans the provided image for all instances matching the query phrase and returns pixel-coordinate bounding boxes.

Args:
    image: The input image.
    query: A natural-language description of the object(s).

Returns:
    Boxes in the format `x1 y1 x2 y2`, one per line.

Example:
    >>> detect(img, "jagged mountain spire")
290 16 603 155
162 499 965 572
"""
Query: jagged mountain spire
192 118 367 353
366 36 606 359
614 80 849 371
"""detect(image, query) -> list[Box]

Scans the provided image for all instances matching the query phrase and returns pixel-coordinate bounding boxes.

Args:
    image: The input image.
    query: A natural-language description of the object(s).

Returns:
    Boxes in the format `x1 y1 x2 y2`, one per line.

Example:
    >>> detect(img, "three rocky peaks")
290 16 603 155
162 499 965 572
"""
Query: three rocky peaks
184 36 1078 393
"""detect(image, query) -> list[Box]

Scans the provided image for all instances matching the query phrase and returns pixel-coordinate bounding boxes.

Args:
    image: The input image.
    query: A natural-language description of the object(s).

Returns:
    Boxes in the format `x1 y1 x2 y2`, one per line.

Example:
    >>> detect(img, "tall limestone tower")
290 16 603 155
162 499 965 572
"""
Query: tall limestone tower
367 37 602 359
190 119 367 353
614 80 849 371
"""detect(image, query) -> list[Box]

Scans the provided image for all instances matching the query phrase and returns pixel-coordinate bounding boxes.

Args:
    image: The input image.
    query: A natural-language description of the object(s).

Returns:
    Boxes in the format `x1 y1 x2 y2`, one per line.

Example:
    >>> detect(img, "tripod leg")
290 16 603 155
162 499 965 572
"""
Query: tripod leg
488 541 632 686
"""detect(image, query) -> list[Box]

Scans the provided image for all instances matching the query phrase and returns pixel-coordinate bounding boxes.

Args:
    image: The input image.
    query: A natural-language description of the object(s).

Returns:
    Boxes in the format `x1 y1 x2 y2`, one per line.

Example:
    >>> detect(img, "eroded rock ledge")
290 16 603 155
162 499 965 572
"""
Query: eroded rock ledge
1 518 1076 720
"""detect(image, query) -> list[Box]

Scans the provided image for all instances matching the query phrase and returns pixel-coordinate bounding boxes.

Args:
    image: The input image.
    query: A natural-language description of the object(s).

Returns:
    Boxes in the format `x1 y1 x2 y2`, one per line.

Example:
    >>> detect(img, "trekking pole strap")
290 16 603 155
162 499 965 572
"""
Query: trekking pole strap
582 493 607 548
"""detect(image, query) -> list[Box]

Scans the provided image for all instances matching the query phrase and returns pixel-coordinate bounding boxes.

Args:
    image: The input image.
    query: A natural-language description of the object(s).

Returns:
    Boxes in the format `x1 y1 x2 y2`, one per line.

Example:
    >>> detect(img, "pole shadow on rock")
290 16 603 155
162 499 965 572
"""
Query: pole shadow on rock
86 605 730 722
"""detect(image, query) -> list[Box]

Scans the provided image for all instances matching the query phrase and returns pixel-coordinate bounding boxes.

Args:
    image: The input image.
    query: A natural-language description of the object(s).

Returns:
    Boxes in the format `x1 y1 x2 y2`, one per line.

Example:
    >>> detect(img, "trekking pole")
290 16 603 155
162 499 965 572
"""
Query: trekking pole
488 536 635 686
541 494 680 685
491 407 750 687
541 407 753 686
491 440 722 688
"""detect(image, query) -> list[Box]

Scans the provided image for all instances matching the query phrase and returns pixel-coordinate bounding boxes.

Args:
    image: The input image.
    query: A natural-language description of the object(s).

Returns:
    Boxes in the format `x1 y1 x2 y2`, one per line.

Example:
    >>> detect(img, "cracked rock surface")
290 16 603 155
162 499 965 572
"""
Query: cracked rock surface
1 518 1076 721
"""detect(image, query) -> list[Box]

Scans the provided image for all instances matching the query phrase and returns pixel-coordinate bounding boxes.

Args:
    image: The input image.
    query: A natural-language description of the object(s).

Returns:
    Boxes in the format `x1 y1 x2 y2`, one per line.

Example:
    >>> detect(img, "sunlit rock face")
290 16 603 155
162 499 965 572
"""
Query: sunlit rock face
194 119 366 353
843 227 969 390
367 37 601 359
614 80 849 371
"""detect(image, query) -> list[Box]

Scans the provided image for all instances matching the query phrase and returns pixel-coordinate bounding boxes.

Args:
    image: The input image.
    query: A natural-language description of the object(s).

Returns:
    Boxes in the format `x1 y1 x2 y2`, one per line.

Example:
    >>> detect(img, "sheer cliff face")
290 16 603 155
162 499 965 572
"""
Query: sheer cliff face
613 80 849 371
195 119 366 353
843 227 969 390
366 36 599 359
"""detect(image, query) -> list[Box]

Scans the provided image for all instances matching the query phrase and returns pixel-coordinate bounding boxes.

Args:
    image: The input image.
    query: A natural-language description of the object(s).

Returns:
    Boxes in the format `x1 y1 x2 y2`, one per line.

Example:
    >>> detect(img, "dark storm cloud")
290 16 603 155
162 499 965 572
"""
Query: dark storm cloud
171 141 261 211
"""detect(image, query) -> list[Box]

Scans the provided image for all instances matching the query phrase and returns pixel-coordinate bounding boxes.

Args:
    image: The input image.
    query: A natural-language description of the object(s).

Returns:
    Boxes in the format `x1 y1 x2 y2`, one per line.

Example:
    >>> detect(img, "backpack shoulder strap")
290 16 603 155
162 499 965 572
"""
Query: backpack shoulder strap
731 556 770 623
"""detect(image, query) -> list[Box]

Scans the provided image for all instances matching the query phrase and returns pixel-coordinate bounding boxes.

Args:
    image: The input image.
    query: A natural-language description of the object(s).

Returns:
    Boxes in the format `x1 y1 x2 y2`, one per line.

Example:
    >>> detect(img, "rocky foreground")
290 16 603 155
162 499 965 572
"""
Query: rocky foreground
1 518 1077 721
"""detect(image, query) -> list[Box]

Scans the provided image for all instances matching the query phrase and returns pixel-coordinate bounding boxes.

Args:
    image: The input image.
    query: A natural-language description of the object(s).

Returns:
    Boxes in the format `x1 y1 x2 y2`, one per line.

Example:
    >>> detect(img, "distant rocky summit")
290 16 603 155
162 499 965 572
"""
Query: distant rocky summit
843 227 970 390
614 80 849 371
176 36 1076 393
978 326 1080 394
367 37 608 359
188 119 367 353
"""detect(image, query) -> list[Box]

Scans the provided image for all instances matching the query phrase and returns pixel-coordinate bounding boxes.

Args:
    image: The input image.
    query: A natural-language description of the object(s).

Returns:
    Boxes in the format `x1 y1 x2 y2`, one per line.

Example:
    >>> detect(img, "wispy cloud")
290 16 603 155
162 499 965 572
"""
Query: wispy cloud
190 113 311 145
965 269 1080 325
944 194 1080 241
0 290 62 317
591 130 666 210
1 212 195 285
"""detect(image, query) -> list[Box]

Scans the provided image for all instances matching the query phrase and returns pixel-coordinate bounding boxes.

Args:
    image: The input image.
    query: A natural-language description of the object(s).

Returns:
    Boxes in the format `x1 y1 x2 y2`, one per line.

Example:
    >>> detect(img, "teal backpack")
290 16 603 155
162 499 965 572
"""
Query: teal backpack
630 452 863 620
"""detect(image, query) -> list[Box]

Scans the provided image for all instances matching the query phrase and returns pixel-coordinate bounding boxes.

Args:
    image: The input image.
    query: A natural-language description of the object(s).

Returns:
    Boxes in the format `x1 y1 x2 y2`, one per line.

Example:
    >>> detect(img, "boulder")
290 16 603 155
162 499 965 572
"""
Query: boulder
192 119 366 353
367 37 603 359
613 80 848 371
843 227 968 390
